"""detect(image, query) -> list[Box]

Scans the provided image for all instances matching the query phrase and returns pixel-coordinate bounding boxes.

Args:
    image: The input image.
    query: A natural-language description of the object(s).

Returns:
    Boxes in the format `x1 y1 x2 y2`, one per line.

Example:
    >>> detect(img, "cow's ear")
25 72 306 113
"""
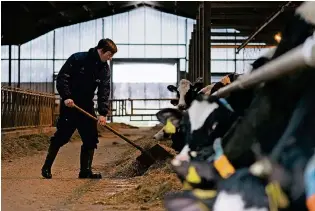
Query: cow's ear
167 85 177 92
156 108 183 126
192 82 204 92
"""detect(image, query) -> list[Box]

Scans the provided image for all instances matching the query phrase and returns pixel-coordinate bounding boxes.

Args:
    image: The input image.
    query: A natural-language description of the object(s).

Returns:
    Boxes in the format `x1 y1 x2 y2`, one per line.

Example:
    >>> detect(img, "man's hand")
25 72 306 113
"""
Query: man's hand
98 115 107 126
64 99 74 107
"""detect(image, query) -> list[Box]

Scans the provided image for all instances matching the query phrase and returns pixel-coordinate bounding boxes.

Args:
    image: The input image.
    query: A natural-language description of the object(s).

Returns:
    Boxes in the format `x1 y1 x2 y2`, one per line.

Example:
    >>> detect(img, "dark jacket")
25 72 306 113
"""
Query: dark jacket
56 48 110 116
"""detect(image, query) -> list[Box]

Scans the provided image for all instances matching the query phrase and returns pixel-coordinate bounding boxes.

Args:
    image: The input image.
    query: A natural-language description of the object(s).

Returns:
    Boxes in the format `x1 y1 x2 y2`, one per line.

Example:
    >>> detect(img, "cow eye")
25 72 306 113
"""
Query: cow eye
212 122 218 130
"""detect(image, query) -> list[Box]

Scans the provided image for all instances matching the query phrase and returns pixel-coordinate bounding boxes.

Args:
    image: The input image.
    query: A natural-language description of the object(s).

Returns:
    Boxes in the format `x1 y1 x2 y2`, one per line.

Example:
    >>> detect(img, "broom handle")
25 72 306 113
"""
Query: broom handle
73 104 146 152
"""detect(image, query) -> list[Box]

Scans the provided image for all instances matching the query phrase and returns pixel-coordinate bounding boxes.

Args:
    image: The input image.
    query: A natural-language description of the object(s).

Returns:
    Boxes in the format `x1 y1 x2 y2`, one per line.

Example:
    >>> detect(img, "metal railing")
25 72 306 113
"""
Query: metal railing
1 86 55 130
1 86 176 131
54 97 176 122
108 98 176 121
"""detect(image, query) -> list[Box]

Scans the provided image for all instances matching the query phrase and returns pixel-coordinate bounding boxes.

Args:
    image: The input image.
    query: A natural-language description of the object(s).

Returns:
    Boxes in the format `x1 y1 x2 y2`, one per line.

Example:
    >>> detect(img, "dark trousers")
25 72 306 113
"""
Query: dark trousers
51 105 99 150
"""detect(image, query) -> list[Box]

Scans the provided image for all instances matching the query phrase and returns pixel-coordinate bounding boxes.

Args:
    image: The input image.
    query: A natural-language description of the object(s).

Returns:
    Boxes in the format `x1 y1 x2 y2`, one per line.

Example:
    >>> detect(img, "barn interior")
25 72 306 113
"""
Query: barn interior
1 1 314 211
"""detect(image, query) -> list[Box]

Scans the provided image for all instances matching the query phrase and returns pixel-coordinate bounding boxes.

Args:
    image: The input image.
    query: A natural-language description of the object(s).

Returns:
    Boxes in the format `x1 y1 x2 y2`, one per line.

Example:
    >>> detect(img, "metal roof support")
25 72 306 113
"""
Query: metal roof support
18 45 21 88
196 13 200 81
191 30 195 82
199 3 204 82
236 1 291 54
188 39 193 82
203 1 211 85
197 4 203 81
8 45 12 87
193 24 197 82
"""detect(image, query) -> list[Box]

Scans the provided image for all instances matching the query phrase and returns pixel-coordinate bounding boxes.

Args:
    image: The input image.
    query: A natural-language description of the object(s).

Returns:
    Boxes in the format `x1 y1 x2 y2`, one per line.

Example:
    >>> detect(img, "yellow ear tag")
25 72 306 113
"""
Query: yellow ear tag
265 181 289 211
193 189 217 199
182 181 193 190
214 154 235 179
164 118 176 134
186 166 201 184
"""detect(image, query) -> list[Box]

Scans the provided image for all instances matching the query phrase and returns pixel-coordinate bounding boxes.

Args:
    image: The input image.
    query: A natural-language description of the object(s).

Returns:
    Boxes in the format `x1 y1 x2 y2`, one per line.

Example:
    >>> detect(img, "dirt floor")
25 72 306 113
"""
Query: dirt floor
1 123 182 211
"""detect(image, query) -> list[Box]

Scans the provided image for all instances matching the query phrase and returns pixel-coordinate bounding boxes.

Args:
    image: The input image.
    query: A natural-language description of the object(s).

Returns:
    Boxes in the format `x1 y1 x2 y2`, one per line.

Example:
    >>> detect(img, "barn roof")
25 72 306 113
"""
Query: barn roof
1 1 302 46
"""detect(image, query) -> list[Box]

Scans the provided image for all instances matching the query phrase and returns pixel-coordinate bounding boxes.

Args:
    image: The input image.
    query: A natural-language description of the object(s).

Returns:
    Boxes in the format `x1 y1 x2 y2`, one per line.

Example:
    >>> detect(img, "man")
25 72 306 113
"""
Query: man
41 38 117 179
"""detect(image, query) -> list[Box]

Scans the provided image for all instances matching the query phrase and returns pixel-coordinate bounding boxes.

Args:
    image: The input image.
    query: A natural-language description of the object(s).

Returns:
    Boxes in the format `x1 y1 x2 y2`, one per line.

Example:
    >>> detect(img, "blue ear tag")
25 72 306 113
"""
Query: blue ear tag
213 138 224 160
305 153 315 199
218 98 234 112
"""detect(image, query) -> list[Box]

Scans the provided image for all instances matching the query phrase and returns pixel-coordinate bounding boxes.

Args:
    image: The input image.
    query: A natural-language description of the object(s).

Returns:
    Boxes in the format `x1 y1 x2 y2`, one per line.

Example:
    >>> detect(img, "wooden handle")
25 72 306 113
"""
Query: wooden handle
73 105 98 121
73 104 146 152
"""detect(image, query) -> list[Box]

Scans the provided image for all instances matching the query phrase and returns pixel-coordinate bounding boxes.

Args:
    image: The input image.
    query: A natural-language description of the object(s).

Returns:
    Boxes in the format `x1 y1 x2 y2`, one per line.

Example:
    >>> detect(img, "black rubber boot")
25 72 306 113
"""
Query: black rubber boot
78 146 102 179
41 144 60 179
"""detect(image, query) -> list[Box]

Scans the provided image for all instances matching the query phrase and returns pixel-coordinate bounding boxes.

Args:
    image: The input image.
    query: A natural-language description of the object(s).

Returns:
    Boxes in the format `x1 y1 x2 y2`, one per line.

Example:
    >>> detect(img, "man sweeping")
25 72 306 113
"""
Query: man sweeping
41 38 118 179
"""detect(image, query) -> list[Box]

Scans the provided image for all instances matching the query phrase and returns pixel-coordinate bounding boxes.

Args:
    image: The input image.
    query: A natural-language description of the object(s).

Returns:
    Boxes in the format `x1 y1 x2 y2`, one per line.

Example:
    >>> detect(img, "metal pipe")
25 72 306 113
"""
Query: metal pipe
213 42 314 98
8 45 12 87
193 24 198 82
188 39 192 82
18 45 21 88
199 3 204 82
185 18 188 76
203 1 211 85
196 13 200 80
236 1 291 53
110 60 114 123
52 30 56 95
234 32 237 73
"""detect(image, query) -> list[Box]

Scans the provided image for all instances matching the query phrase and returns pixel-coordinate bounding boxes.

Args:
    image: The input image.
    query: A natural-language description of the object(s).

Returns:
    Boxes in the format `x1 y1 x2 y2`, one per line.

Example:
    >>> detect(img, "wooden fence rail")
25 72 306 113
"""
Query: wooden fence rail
1 85 177 130
1 86 55 130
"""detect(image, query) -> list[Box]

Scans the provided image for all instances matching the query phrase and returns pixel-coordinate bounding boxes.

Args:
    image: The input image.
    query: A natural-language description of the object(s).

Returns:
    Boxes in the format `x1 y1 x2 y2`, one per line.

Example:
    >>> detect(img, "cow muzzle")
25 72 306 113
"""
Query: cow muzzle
178 104 186 110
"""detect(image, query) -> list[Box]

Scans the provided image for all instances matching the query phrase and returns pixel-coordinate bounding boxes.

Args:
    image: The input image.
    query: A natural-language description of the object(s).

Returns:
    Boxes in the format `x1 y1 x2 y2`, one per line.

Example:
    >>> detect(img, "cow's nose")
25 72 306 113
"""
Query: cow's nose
178 104 186 110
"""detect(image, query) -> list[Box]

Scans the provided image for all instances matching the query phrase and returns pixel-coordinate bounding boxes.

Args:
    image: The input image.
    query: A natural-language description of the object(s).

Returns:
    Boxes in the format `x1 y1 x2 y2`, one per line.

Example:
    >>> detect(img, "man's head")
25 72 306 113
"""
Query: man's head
96 38 118 62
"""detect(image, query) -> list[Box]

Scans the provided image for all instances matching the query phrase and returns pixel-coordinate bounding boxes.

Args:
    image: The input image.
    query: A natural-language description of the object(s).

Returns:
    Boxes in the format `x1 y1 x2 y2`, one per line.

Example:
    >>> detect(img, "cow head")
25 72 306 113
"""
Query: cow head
164 168 271 211
156 95 235 162
167 78 204 110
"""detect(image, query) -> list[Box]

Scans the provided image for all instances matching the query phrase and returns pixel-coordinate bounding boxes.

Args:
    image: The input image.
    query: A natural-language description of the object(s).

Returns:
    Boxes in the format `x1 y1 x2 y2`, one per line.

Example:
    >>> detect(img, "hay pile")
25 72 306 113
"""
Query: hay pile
1 133 53 160
104 168 182 206
1 129 86 160
102 132 181 206
110 133 176 178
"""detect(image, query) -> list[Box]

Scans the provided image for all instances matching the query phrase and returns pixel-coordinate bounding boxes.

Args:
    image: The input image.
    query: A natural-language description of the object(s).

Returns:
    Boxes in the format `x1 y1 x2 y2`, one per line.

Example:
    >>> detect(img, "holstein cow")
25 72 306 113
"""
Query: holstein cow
165 2 315 211
164 138 290 211
167 77 204 110
249 82 315 211
163 2 315 211
156 95 236 166
154 73 248 150
155 50 274 165
222 0 315 169
200 73 240 96
153 78 205 151
164 168 272 211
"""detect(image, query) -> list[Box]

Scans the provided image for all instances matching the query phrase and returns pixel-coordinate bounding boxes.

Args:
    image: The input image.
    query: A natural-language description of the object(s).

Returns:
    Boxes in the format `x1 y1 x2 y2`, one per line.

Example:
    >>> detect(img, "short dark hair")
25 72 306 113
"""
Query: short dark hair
96 38 118 54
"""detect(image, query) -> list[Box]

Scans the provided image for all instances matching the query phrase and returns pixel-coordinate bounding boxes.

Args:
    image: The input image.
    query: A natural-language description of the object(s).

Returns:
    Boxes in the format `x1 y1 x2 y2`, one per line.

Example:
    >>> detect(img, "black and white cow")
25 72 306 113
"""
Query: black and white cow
222 0 315 169
163 2 315 211
156 95 237 165
167 78 204 110
153 78 205 151
164 168 271 211
155 49 274 164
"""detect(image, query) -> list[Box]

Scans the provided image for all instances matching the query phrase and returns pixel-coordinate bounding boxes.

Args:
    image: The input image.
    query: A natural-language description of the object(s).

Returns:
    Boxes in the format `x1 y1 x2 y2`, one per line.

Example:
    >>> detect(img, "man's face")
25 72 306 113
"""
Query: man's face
99 50 113 62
